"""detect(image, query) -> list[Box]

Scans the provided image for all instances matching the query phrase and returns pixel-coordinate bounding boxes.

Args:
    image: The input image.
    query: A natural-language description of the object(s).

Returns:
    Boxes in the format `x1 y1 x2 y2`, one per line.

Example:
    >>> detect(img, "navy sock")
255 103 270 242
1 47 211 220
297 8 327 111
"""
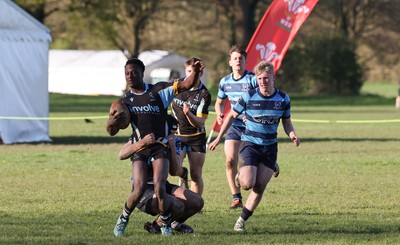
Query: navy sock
233 193 242 201
240 207 253 221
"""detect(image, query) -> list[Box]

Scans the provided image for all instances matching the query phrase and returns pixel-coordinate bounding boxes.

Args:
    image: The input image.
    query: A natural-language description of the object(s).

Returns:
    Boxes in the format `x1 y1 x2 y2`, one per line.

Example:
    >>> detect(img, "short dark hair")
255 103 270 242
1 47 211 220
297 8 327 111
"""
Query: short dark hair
125 58 145 73
228 45 247 60
185 57 202 67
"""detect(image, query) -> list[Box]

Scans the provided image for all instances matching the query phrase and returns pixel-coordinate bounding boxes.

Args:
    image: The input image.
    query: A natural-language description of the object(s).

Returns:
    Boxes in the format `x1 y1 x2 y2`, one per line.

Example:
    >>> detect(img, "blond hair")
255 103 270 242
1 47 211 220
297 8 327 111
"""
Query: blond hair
254 60 274 75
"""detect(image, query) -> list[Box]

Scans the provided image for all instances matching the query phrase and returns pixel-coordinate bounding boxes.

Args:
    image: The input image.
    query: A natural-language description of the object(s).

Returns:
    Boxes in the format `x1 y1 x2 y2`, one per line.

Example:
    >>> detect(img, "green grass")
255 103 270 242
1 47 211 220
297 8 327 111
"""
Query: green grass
1 89 400 244
361 82 399 98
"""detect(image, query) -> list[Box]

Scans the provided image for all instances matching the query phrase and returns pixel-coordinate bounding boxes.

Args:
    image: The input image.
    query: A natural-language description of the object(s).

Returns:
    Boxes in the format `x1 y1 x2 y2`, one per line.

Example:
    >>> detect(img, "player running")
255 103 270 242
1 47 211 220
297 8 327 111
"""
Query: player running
209 60 300 231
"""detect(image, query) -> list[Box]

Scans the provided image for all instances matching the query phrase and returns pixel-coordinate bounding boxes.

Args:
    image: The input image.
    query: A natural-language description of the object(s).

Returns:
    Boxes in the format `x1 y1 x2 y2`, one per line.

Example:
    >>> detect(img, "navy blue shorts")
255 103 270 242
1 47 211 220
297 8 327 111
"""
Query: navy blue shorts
181 143 206 153
239 141 277 170
131 143 168 162
226 126 245 141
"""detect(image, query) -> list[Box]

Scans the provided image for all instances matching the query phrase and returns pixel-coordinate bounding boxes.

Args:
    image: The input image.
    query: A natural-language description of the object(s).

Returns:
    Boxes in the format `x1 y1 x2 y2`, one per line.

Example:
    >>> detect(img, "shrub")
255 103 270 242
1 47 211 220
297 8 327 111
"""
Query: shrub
278 34 364 95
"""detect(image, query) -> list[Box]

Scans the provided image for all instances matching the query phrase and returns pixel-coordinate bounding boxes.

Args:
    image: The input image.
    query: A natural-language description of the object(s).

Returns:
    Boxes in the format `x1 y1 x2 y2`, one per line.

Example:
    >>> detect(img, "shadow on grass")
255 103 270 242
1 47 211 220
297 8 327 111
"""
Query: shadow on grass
204 212 399 236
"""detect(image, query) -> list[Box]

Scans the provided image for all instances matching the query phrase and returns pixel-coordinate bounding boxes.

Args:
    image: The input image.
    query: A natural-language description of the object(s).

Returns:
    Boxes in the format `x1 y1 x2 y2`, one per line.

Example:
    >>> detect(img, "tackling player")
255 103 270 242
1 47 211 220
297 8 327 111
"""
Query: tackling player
118 116 203 234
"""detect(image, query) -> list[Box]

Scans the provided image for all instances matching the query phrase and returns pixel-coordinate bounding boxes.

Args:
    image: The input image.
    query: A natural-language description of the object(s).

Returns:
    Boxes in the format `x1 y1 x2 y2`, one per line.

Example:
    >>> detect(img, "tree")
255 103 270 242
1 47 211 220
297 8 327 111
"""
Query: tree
14 0 61 23
71 0 160 58
310 0 400 82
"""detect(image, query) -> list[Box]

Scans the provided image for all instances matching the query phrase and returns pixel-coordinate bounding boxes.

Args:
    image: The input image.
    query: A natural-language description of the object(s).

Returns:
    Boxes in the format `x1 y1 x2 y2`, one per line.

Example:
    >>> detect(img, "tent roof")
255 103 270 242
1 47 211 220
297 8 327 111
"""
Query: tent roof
0 0 51 42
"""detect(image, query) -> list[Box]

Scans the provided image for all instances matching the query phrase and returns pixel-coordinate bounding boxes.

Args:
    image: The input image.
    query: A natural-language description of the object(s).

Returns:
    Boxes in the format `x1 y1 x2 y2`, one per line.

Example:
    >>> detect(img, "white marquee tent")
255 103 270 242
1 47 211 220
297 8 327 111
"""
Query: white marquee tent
48 49 207 96
0 0 52 144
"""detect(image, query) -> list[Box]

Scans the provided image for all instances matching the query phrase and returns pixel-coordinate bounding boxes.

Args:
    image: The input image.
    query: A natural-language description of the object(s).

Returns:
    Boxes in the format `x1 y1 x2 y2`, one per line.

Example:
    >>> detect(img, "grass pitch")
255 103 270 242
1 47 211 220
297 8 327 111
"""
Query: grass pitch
0 88 399 244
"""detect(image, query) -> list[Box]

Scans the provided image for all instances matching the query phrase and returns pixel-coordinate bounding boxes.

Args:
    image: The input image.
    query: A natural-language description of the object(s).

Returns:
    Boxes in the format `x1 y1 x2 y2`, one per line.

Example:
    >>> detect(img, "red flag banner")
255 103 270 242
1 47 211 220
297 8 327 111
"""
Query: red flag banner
245 0 318 73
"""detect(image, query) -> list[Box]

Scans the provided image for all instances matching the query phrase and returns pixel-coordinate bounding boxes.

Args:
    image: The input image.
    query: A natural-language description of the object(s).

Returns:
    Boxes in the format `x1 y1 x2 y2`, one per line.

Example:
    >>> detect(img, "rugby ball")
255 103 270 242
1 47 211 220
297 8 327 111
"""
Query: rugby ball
109 100 130 130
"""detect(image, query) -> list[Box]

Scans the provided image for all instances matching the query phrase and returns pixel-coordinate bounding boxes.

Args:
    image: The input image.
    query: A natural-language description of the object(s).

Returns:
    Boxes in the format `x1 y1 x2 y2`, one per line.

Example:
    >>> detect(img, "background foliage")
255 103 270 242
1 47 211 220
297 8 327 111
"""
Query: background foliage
14 0 400 94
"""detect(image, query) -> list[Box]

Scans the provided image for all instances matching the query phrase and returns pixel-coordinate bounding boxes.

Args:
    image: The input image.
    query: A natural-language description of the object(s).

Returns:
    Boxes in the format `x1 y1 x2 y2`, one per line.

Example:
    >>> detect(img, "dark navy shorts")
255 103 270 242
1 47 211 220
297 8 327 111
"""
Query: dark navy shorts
181 143 206 153
226 126 245 141
238 141 277 170
131 143 168 162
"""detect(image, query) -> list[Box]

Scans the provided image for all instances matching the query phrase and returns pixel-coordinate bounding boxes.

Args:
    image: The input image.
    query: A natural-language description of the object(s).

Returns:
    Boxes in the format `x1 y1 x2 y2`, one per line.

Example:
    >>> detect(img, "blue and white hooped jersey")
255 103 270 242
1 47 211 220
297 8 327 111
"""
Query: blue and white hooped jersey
217 70 258 127
233 88 291 146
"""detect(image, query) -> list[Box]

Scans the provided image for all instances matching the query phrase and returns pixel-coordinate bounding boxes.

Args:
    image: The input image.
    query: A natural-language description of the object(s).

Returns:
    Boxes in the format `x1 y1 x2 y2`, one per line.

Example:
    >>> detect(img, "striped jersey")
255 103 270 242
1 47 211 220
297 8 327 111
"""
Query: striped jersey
233 88 291 146
217 70 258 127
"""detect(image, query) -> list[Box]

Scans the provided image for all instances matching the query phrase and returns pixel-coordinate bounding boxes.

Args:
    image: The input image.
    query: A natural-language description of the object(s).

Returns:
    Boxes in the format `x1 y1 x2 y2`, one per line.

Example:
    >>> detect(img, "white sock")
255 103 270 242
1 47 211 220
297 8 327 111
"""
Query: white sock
171 221 180 229
237 216 245 224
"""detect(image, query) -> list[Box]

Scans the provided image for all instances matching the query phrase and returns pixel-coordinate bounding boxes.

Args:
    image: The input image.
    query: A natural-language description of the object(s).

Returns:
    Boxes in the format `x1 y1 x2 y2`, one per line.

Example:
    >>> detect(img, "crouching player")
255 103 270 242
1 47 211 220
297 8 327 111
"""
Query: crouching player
118 116 203 234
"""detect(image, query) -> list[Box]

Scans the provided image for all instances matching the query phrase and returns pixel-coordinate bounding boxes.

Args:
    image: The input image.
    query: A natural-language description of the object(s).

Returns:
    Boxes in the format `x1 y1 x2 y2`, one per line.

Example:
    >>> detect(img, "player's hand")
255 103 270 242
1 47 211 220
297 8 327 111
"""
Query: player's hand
107 111 122 136
242 115 247 123
208 138 220 151
109 110 124 123
183 102 190 115
193 60 204 73
290 132 300 147
142 133 156 146
166 134 176 145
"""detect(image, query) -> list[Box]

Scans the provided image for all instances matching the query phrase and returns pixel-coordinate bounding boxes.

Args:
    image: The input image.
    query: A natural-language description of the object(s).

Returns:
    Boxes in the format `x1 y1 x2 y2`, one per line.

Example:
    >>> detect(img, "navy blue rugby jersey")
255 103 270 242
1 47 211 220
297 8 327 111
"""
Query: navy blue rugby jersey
233 88 291 146
217 70 258 127
121 82 179 143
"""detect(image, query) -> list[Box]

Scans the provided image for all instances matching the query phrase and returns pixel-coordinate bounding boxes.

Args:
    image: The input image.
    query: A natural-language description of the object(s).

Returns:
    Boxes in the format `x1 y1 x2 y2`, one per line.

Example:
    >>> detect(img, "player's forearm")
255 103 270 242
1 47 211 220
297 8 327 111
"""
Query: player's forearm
118 141 144 160
215 112 236 140
282 118 296 137
214 99 224 116
185 111 205 128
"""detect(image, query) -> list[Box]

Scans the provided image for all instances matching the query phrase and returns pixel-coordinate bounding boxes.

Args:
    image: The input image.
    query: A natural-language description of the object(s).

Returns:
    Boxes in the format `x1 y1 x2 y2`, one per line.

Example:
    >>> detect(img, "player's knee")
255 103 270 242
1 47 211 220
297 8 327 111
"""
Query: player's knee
226 159 237 169
240 179 254 190
153 182 167 197
193 196 204 212
241 183 253 190
190 171 202 182
133 181 146 193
